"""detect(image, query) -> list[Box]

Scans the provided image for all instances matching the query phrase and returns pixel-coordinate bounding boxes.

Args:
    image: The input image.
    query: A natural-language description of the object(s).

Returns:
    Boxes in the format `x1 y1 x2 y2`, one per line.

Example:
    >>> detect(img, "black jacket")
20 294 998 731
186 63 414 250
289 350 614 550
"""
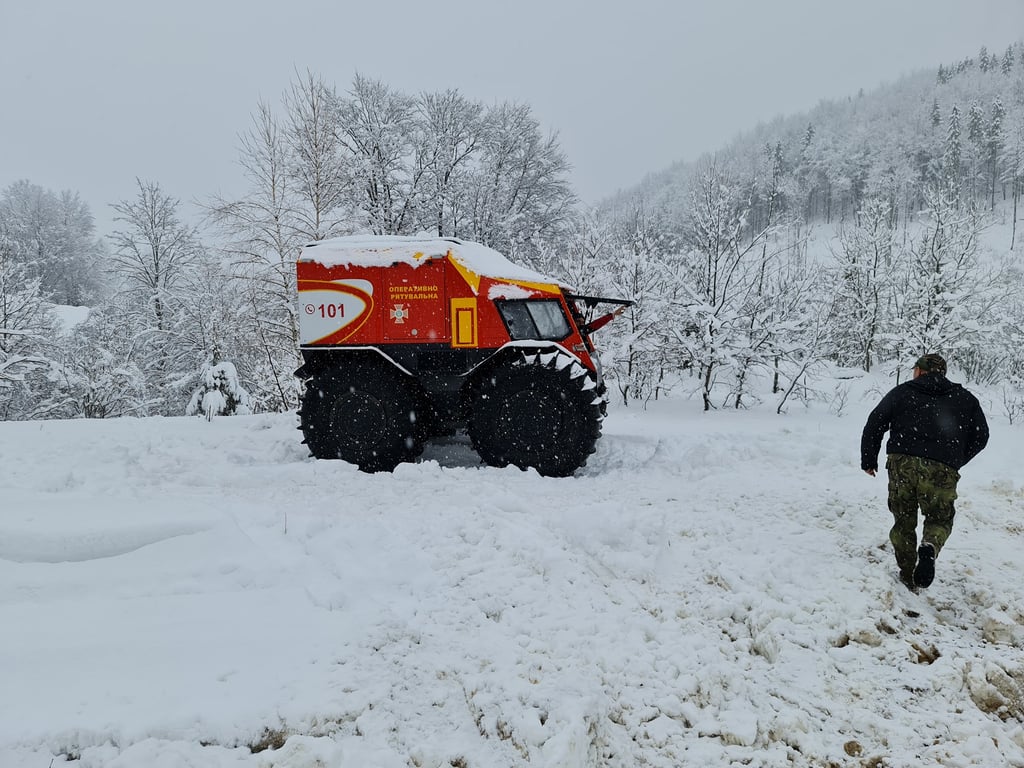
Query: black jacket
861 373 989 472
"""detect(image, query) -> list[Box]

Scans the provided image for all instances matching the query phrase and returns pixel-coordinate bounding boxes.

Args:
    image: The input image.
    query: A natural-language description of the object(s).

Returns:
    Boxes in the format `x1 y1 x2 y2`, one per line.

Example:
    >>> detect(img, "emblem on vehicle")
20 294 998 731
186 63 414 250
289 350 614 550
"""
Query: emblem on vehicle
390 304 409 324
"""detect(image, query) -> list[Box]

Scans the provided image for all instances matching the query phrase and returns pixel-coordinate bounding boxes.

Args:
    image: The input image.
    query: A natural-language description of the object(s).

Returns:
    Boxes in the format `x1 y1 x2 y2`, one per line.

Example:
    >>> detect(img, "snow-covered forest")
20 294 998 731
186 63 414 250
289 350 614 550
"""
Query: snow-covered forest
2 44 1024 420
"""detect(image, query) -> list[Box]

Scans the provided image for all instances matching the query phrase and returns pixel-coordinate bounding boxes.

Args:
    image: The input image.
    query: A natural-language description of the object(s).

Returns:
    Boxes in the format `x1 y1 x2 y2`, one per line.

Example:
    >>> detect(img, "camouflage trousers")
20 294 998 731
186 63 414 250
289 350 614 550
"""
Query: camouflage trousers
885 453 959 579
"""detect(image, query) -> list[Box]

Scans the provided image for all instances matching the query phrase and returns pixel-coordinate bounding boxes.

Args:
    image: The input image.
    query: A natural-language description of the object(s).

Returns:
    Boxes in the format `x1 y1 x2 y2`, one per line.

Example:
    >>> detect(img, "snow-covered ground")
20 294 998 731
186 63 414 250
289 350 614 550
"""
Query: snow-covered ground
2 378 1024 768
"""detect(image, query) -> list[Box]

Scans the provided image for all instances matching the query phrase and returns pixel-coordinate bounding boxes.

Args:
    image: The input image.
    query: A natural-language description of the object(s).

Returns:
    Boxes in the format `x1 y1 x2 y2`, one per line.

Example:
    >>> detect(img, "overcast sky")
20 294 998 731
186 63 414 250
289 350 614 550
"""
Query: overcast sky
2 1 1022 236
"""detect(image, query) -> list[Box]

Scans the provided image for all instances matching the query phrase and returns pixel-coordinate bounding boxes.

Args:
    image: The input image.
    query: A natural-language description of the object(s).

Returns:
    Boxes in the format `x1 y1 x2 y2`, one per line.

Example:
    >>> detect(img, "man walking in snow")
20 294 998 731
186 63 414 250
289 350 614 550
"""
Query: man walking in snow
861 353 989 591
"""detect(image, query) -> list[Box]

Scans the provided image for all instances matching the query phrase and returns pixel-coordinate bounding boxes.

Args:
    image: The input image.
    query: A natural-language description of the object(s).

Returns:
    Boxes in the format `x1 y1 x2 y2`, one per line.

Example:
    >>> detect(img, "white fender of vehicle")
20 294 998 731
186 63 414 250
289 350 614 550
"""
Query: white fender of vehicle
464 340 587 379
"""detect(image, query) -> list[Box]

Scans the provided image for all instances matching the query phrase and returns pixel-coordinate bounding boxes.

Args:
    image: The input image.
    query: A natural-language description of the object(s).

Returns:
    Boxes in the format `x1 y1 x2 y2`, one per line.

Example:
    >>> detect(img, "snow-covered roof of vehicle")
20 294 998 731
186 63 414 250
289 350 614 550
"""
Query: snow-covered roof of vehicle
300 235 562 285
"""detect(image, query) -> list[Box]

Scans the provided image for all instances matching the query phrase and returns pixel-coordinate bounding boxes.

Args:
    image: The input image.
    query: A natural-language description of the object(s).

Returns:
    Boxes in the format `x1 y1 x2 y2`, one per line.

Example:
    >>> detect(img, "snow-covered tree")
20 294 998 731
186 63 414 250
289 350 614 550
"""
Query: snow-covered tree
463 101 576 265
1001 106 1024 250
205 102 304 412
729 141 795 406
285 71 354 240
942 106 963 199
1001 45 1015 76
673 158 775 410
109 179 205 333
0 230 54 417
985 97 1006 209
186 361 252 419
109 179 208 413
605 200 679 404
894 188 1003 370
335 73 419 235
829 198 900 371
415 89 483 238
0 181 107 305
978 46 992 74
768 251 830 414
53 298 153 419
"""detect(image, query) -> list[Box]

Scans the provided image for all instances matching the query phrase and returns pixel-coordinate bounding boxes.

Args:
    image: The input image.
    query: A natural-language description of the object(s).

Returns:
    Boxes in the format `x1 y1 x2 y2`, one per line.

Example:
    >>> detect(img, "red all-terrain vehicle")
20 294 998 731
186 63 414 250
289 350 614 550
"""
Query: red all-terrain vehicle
295 235 630 476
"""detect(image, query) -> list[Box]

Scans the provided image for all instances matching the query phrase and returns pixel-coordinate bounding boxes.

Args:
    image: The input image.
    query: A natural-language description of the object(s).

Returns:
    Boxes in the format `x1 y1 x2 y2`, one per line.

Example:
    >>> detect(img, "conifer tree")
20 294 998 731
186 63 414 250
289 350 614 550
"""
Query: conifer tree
986 97 1006 209
978 46 991 73
1000 112 1024 248
967 103 985 144
1002 46 1015 76
942 106 963 200
186 361 252 419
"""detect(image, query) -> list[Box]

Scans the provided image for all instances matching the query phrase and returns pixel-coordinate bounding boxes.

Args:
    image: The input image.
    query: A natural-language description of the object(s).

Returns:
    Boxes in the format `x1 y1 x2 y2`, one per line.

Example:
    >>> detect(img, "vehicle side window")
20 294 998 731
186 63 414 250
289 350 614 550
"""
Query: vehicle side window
497 301 534 339
526 301 571 339
496 299 571 341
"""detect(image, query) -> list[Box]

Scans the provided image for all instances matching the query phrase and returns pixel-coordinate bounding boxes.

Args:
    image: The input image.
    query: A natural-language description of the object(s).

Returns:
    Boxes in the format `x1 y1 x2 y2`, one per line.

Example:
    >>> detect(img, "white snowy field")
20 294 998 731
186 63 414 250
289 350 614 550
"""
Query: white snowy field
2 382 1024 768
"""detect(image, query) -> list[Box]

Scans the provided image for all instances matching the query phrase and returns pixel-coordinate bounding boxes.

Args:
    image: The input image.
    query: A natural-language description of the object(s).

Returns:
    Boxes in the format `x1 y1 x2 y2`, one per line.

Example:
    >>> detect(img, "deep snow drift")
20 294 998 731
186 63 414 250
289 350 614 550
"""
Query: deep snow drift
2 378 1024 767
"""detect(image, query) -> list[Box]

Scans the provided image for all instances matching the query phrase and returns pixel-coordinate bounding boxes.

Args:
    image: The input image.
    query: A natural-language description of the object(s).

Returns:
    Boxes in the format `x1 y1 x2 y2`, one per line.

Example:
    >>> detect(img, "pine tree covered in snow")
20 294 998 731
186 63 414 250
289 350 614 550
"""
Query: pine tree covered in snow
186 361 253 419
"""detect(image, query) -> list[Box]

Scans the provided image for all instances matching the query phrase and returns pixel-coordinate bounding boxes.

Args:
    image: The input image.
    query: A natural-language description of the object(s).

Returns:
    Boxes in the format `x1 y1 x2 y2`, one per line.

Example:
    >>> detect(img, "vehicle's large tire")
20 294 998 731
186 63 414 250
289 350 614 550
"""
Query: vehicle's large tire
466 350 604 477
298 358 427 472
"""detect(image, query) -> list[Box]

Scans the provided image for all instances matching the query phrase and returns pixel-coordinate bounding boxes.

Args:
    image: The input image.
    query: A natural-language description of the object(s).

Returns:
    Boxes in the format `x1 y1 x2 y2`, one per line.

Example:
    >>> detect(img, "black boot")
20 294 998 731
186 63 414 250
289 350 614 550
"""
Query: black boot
914 543 935 588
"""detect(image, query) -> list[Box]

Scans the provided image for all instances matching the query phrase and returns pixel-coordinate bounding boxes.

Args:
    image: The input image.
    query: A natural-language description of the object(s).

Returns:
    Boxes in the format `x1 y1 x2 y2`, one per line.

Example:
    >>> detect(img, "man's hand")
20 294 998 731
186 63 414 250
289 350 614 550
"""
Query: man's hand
864 469 876 477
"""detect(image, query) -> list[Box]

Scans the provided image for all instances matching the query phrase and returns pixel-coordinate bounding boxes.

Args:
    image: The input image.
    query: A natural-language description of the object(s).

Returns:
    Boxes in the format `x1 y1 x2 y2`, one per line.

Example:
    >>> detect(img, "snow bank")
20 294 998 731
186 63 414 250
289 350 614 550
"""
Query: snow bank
1 389 1023 767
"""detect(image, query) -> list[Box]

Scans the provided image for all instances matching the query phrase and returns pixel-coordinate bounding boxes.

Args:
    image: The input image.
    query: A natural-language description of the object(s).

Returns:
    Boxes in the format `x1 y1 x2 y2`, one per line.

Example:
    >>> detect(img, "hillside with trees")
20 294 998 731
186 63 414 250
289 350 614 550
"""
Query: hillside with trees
573 42 1024 413
1 43 1023 420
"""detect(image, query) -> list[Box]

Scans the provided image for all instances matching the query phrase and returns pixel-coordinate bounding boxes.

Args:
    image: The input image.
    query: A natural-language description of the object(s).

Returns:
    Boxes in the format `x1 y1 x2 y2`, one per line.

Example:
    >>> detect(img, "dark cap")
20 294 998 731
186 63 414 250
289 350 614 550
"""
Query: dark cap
914 353 947 375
